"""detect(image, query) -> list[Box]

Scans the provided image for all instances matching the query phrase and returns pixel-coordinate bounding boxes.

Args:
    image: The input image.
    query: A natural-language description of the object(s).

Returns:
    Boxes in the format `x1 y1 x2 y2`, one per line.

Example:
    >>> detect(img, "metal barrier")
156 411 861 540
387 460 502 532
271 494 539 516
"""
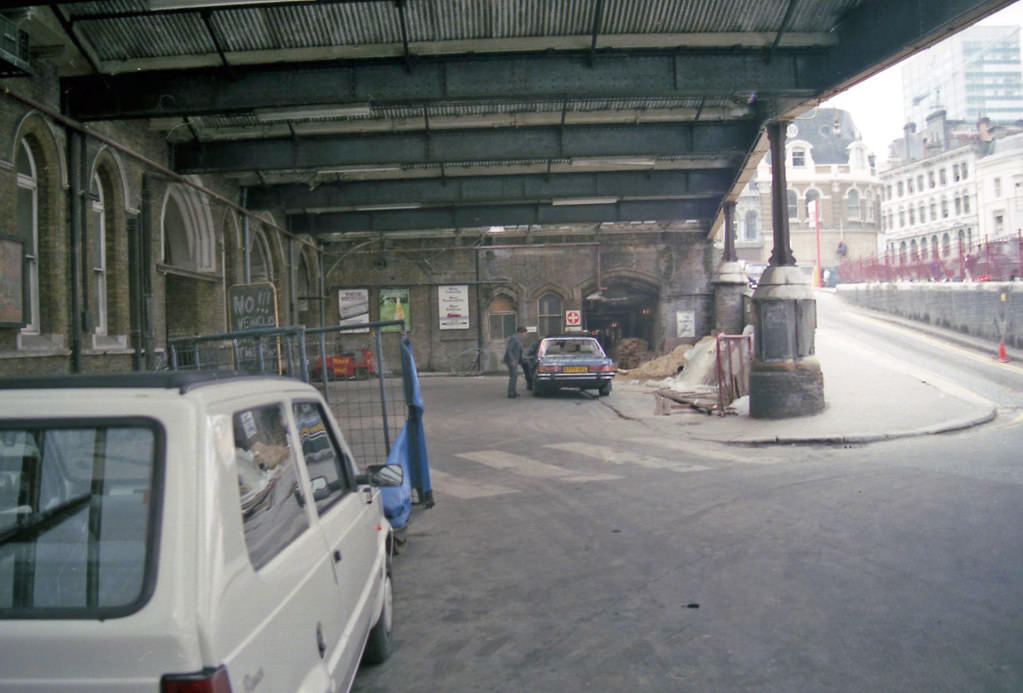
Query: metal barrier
838 232 1023 283
305 321 407 469
166 320 409 470
715 333 753 416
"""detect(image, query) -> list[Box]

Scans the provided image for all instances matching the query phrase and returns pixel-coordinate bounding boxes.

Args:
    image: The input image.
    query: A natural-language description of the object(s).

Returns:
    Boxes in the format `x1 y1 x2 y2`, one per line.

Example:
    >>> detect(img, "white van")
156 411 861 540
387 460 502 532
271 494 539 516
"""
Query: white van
0 372 401 692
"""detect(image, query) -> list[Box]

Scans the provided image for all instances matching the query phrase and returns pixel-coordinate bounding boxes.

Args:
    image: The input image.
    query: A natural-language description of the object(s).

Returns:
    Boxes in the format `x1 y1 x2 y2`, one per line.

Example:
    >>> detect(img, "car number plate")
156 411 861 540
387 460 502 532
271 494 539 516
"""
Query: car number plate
563 366 587 373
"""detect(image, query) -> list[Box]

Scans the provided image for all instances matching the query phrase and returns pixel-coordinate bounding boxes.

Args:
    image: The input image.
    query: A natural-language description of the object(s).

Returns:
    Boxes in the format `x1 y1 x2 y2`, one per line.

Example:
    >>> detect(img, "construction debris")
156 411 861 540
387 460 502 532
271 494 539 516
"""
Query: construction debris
610 338 652 370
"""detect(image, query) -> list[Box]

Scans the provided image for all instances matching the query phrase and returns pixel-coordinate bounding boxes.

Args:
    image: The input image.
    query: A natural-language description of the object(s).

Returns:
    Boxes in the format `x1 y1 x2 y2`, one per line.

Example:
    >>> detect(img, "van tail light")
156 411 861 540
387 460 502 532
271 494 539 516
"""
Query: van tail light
162 666 232 693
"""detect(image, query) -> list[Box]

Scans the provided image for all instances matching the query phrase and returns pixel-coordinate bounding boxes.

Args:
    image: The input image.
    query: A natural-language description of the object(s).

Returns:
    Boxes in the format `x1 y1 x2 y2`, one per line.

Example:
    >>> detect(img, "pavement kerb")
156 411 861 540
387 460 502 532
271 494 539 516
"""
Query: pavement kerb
705 407 998 447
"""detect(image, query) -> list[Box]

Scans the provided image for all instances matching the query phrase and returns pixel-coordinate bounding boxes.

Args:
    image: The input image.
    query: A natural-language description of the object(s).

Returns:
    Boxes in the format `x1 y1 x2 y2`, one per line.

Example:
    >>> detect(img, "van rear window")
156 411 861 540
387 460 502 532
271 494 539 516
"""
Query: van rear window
0 421 161 619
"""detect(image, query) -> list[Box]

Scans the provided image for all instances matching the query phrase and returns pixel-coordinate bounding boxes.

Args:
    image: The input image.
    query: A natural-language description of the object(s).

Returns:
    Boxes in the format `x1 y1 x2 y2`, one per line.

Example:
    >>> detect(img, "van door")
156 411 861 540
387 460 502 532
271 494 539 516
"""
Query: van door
291 400 384 689
210 401 338 693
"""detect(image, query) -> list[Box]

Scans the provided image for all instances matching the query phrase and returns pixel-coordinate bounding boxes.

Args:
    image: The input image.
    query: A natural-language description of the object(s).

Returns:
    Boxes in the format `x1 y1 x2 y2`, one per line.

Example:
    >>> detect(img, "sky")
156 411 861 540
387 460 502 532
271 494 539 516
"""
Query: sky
822 0 1023 157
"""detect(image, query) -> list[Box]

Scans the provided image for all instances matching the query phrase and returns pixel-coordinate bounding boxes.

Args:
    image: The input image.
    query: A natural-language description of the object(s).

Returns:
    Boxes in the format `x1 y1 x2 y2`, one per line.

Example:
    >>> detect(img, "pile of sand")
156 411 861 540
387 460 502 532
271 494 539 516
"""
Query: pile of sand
619 343 690 380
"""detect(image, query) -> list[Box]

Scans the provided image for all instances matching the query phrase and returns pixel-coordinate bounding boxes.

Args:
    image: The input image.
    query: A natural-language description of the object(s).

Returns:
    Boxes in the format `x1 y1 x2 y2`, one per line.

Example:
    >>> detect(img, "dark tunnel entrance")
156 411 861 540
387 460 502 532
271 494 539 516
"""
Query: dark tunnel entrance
582 277 659 357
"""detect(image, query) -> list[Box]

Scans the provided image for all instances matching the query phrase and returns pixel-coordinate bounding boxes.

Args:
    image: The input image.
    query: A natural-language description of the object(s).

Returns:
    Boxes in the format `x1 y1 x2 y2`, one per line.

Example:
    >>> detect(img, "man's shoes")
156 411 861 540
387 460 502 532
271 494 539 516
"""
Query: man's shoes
508 393 519 398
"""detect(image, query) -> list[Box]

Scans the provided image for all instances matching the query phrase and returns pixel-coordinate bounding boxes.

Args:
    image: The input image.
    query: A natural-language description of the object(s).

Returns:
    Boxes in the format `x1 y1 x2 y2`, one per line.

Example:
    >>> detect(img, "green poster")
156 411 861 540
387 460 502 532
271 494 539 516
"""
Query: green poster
379 288 410 332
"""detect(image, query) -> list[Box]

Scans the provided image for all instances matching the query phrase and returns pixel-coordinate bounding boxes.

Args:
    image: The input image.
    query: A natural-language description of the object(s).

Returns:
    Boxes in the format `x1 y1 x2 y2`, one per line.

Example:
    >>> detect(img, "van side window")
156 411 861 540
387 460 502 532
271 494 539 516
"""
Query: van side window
0 422 158 616
232 404 308 570
292 402 353 514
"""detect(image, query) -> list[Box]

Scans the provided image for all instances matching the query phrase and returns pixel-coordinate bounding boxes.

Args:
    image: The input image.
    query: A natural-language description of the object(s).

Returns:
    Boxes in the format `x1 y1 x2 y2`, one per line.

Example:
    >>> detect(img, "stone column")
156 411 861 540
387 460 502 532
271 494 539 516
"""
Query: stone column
749 121 825 418
713 201 747 335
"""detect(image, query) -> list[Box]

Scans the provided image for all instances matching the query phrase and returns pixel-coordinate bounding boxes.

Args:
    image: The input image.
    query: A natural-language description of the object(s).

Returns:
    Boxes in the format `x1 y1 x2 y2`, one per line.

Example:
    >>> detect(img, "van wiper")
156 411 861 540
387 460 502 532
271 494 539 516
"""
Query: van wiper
0 493 91 548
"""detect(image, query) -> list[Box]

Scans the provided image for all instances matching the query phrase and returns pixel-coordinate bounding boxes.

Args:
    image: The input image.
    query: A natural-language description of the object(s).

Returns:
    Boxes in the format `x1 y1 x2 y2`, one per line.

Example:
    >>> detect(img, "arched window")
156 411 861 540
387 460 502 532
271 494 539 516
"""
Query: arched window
786 190 797 219
250 228 273 282
89 173 107 335
487 294 516 341
920 237 928 258
16 140 39 333
910 239 919 261
942 232 951 257
537 292 563 337
899 241 907 264
743 210 758 241
805 189 820 220
847 189 860 219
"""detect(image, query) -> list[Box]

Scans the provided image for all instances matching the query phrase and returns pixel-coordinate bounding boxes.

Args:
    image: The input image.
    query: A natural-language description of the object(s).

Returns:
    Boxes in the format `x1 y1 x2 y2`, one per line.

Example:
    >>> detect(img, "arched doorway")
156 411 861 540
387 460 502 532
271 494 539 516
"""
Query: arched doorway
582 274 659 354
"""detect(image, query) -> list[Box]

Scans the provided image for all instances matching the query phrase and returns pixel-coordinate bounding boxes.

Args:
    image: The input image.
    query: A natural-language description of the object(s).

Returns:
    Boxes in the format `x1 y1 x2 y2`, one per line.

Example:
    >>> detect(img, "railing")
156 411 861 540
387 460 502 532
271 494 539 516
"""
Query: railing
838 231 1023 283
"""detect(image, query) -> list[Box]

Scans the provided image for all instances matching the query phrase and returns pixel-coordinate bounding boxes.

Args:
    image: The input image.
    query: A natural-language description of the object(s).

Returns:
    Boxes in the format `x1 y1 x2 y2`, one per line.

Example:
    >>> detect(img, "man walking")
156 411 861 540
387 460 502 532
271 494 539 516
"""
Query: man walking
504 326 527 398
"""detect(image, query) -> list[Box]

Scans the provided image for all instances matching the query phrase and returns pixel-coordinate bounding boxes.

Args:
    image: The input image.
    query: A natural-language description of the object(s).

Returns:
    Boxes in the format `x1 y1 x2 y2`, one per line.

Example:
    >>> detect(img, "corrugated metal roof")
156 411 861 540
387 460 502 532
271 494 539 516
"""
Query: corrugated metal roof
65 0 863 62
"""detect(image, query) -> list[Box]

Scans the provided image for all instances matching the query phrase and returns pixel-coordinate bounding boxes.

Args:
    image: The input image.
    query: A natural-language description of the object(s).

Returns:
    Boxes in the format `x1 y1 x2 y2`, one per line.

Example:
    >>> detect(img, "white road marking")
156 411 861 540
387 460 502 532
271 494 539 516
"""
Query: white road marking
428 468 519 499
626 436 784 465
544 442 711 472
456 450 621 483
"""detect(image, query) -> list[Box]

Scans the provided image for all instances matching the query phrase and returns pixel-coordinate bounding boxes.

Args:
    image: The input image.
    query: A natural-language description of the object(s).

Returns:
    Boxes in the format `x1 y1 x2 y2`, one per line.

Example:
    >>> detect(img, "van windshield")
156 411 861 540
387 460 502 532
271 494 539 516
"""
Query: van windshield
0 421 161 618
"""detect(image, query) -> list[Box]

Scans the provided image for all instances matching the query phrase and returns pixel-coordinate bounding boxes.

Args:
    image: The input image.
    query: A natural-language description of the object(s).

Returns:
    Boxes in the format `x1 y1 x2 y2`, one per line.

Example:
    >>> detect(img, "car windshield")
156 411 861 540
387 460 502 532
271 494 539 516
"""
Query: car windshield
540 338 603 357
0 421 160 617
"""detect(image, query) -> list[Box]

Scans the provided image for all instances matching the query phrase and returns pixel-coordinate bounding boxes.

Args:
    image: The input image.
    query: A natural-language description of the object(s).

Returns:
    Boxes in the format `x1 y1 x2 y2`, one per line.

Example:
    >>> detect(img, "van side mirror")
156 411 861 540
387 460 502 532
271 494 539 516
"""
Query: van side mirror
355 464 404 487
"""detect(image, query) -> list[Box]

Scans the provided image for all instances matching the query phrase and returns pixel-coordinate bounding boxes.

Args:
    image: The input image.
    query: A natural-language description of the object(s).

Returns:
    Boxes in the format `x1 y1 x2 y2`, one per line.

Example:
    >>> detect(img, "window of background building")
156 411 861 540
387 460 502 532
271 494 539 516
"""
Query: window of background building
917 174 924 190
953 163 960 181
907 177 914 194
744 210 758 241
487 295 516 341
909 207 916 225
791 148 806 167
963 194 971 213
954 196 962 215
899 209 906 227
538 293 563 337
919 203 926 223
994 177 1002 197
930 200 937 221
805 189 820 219
928 170 936 188
941 198 949 218
939 168 947 185
943 232 951 257
994 212 1005 235
897 181 904 196
911 239 919 260
787 190 798 218
847 189 860 219
16 141 39 334
961 162 969 179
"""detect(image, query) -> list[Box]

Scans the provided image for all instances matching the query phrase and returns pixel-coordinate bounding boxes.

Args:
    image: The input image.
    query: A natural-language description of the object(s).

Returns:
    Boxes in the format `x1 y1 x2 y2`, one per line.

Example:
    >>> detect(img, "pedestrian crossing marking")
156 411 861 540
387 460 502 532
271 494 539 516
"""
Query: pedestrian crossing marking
456 450 621 483
428 468 519 499
625 437 783 465
544 442 710 472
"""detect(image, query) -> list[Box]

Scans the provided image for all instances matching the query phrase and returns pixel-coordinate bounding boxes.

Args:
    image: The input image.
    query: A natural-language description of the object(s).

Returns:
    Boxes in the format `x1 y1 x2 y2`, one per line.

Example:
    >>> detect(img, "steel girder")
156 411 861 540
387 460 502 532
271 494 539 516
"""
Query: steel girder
63 50 818 121
246 169 735 211
173 121 757 173
289 198 717 235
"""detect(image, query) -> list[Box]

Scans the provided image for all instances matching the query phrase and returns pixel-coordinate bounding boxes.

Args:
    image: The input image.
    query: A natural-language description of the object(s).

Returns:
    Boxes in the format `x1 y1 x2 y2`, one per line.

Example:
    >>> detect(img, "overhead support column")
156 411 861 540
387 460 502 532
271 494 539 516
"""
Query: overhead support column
749 121 824 418
713 201 747 335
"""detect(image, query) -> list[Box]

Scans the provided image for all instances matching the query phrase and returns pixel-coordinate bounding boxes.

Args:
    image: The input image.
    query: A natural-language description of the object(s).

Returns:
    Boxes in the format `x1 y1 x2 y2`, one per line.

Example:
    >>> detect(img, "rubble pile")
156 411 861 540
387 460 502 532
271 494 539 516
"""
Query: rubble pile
619 343 690 380
610 338 652 370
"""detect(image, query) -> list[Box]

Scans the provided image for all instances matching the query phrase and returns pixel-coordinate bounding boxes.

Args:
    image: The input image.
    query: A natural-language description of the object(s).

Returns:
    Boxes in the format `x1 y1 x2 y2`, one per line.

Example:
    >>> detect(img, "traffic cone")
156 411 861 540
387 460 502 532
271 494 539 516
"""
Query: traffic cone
998 340 1011 363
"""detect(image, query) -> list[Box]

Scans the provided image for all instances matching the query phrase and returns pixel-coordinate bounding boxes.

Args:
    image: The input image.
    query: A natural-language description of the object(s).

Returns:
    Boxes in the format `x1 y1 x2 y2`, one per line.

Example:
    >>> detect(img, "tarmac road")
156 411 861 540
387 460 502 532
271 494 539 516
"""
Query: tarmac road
353 295 1023 692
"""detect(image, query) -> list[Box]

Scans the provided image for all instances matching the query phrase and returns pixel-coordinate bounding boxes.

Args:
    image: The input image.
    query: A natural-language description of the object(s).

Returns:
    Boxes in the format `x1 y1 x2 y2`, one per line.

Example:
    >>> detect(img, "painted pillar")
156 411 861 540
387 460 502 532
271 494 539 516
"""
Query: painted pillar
749 121 825 418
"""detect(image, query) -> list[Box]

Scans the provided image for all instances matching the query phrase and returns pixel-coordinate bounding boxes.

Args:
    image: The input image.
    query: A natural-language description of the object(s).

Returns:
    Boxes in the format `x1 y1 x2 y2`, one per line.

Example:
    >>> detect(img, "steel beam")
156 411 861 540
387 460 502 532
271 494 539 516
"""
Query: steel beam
173 121 756 173
63 50 818 121
289 198 717 235
246 169 735 212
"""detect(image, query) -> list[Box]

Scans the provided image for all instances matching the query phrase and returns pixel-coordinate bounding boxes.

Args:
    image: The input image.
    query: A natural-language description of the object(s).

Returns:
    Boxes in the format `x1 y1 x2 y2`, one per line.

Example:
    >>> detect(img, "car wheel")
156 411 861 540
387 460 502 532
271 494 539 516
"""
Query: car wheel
362 573 393 665
598 381 612 396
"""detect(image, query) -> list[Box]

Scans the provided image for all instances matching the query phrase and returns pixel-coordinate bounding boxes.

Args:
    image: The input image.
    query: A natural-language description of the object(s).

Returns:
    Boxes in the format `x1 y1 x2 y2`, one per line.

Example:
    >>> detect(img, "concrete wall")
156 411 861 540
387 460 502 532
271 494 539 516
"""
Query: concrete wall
836 282 1023 347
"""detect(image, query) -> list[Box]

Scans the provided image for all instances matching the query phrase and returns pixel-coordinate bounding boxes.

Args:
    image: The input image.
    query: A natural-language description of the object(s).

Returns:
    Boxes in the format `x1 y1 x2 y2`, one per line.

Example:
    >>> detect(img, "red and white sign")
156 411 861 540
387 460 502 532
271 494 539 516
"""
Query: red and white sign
565 310 581 327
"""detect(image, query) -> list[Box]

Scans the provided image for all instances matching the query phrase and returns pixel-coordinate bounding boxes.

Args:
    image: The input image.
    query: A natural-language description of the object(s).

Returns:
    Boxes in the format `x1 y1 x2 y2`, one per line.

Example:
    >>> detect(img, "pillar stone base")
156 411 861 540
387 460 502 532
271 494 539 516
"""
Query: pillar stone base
713 260 749 335
749 358 825 418
749 265 825 419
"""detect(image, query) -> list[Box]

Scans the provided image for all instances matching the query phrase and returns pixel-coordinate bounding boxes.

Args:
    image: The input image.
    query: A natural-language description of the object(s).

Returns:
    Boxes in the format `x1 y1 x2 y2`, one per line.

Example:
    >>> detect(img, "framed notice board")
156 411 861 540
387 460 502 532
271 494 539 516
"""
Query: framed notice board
228 282 279 331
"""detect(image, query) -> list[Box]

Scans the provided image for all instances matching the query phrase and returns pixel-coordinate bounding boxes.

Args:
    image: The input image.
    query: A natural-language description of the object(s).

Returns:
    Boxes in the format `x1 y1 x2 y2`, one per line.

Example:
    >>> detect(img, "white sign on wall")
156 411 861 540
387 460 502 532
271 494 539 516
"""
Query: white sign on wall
676 310 695 338
438 284 470 330
338 289 370 333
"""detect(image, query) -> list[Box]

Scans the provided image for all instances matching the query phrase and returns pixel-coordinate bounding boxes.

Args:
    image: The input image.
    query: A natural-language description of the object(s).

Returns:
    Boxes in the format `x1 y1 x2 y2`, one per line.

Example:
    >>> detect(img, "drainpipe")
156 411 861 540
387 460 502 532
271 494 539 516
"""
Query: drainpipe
68 131 85 373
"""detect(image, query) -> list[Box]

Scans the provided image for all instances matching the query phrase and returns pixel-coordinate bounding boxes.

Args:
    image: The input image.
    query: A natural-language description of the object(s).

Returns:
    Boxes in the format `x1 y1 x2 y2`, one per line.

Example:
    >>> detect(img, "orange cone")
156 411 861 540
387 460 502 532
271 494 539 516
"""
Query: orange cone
998 341 1011 363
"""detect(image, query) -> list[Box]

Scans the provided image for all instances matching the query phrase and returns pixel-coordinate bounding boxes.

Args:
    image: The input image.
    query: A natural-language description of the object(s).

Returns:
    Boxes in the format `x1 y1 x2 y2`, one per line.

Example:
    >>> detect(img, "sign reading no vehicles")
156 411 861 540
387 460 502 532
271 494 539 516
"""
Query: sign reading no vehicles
229 283 279 331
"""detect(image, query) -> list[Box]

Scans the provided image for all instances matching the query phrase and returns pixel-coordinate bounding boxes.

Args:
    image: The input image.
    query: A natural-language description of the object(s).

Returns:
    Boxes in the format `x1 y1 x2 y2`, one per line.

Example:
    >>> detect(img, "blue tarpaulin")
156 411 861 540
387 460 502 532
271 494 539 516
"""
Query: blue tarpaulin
380 336 434 528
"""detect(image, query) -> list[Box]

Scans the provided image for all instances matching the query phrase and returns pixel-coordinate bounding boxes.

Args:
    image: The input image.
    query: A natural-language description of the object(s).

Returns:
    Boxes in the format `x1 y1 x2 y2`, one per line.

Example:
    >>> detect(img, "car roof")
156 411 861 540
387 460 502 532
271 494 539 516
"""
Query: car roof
0 371 299 394
540 334 598 341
